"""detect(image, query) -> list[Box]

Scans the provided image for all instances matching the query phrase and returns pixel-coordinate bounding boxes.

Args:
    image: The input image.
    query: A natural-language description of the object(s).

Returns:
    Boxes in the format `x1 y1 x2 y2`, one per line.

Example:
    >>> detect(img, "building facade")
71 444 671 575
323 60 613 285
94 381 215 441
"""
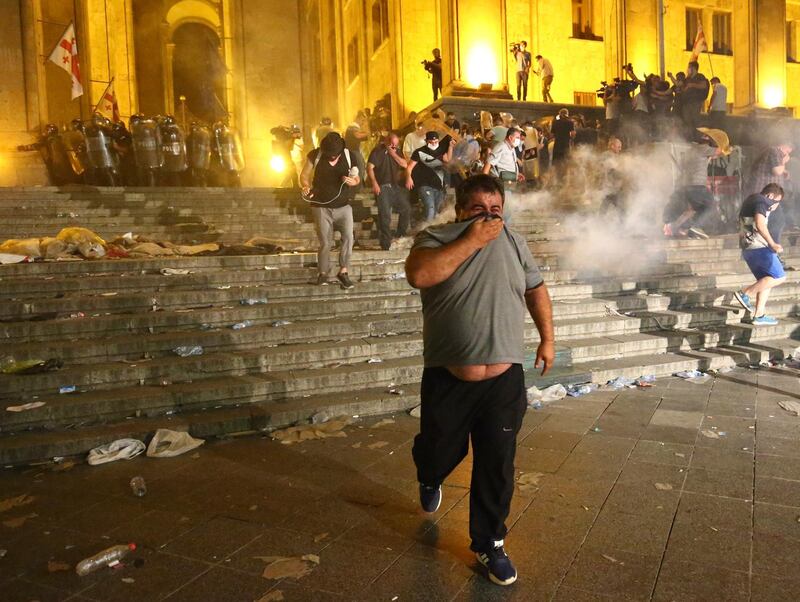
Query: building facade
1 0 797 186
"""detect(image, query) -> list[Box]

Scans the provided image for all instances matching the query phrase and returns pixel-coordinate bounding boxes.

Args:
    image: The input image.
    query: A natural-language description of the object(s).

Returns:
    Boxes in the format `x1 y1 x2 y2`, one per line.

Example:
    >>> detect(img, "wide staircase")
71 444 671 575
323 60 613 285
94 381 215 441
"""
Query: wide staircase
1 186 798 464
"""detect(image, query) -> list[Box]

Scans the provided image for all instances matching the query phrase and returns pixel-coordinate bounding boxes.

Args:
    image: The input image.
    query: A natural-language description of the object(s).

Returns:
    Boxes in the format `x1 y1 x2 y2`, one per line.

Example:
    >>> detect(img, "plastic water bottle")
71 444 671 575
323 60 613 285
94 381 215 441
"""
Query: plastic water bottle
173 345 203 357
75 543 136 576
231 320 253 330
130 476 146 497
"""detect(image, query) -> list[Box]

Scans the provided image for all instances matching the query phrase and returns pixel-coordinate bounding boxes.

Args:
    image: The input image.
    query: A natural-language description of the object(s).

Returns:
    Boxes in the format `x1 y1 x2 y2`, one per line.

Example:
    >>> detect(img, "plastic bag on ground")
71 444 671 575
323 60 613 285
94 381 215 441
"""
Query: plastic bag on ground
146 429 205 458
526 384 567 407
605 376 636 390
270 417 352 445
0 253 32 264
87 439 146 465
675 370 712 384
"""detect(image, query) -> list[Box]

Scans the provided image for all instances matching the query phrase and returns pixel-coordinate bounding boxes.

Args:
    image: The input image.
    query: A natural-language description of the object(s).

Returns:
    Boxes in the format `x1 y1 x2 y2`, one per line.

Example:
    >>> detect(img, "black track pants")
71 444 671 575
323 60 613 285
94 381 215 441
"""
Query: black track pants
412 364 527 551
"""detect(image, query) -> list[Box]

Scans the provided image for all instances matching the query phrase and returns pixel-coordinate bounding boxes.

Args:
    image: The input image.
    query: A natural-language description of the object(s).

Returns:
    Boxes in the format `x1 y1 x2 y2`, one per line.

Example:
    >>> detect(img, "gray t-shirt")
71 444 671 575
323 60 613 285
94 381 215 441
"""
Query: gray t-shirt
680 144 717 187
411 218 544 367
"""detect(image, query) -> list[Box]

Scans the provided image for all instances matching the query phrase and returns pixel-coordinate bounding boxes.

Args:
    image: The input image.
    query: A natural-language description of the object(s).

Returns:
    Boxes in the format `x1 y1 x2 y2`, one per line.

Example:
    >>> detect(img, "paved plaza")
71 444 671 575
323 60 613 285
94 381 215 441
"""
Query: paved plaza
2 364 800 601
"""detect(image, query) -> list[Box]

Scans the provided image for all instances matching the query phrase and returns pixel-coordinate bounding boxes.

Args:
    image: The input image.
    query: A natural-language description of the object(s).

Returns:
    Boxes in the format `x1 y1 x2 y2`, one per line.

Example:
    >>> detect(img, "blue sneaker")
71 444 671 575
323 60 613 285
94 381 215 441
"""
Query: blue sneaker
734 290 753 313
419 484 442 513
476 540 518 586
752 315 778 326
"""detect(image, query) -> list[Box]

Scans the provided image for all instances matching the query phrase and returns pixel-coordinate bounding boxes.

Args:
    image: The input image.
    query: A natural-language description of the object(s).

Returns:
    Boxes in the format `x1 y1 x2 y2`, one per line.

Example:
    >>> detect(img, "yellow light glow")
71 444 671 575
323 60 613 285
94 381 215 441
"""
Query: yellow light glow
464 43 498 87
269 155 286 173
762 85 785 109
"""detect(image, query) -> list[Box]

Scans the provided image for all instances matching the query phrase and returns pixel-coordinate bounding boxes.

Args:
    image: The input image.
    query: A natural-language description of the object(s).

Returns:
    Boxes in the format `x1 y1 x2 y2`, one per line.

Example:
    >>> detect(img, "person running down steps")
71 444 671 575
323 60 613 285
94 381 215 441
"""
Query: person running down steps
734 183 787 326
300 132 360 289
405 174 555 586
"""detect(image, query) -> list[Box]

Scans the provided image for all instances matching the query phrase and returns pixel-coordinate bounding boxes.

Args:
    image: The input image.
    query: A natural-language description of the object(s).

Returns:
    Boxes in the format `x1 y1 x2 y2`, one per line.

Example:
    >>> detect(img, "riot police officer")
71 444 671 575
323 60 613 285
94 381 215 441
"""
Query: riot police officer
17 123 77 185
130 113 162 186
159 115 187 186
186 122 212 187
111 122 136 186
84 113 119 186
211 121 245 187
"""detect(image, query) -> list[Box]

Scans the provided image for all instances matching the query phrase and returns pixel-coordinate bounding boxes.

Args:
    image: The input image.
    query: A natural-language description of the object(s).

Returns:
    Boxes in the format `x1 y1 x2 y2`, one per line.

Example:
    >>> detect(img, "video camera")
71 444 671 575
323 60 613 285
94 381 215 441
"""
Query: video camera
509 42 524 53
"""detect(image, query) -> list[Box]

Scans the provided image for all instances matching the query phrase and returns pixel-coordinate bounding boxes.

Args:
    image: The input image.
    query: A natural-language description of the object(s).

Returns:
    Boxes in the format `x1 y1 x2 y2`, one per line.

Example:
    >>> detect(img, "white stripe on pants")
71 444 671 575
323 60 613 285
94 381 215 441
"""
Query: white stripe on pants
312 205 354 275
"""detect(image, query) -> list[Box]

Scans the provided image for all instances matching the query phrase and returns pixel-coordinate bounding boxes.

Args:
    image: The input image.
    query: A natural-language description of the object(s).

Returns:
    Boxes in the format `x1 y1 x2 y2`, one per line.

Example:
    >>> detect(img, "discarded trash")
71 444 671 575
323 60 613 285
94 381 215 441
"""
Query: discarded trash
121 577 135 584
591 426 602 432
635 375 656 387
173 345 203 357
654 482 673 491
675 370 711 384
215 285 232 290
0 253 32 264
601 554 621 564
146 429 205 458
368 441 389 449
386 386 404 395
778 401 800 416
0 494 35 513
231 320 253 330
258 554 320 580
371 418 395 429
313 533 329 543
271 320 292 327
271 417 351 445
76 543 136 577
699 429 722 439
1 358 63 375
367 357 383 364
517 472 545 494
48 560 71 572
130 476 147 497
526 384 567 406
528 401 544 410
6 402 46 412
605 376 636 390
409 405 422 418
567 383 598 397
3 513 37 528
87 439 146 465
160 268 191 276
59 385 77 394
240 298 268 305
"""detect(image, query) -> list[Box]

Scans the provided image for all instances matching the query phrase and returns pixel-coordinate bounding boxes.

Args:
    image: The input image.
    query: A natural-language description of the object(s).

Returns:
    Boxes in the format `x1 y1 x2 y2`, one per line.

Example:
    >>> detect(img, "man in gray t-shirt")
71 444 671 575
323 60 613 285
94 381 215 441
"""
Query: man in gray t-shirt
404 174 554 587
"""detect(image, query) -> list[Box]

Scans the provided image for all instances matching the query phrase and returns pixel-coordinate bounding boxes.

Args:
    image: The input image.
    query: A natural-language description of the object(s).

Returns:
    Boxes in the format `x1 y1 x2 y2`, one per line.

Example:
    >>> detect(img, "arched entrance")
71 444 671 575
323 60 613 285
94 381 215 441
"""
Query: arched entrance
171 23 228 124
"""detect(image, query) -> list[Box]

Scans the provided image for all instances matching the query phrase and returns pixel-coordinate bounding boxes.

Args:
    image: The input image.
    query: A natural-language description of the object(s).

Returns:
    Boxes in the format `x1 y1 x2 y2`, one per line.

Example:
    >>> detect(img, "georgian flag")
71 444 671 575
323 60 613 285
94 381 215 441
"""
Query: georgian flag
47 22 83 99
95 78 120 122
691 22 708 60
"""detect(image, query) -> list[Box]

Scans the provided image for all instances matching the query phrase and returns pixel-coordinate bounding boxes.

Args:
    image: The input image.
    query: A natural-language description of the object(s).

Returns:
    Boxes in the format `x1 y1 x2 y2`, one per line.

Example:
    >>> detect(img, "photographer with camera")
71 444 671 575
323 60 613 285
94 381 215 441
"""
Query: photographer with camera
510 41 532 101
422 49 443 102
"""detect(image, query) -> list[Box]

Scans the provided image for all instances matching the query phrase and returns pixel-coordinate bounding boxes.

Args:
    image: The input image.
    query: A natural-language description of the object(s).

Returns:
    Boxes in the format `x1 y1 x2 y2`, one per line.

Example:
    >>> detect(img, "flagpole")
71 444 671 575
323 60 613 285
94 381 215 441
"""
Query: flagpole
706 50 715 79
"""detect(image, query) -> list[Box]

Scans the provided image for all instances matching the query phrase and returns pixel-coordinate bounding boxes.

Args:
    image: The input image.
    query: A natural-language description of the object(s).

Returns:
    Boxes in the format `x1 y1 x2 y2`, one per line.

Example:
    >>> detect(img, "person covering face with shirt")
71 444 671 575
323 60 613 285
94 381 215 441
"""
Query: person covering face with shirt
404 174 554 587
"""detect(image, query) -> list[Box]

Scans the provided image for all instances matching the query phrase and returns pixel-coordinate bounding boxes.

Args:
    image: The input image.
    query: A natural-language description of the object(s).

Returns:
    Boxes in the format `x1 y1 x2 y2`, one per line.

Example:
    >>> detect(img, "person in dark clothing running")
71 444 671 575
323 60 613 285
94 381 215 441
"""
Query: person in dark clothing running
367 132 412 250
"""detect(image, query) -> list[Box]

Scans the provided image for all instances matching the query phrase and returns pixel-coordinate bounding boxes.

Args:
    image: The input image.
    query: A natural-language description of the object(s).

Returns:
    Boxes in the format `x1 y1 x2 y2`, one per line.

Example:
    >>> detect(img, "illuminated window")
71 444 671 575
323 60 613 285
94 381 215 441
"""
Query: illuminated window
371 0 390 53
686 8 702 52
788 21 799 62
571 0 601 40
347 36 359 83
712 12 732 55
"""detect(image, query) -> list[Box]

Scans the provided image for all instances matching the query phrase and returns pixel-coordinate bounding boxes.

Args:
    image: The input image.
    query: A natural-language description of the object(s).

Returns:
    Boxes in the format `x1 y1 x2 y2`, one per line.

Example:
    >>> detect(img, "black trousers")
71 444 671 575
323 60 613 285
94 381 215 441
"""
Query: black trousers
412 364 527 551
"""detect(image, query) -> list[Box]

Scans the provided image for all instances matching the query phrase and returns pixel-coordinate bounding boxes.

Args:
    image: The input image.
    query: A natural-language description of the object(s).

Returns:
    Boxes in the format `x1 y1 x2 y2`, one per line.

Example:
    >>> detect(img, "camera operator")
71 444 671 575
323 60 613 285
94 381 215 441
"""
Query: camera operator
422 49 443 102
510 41 532 101
600 80 622 136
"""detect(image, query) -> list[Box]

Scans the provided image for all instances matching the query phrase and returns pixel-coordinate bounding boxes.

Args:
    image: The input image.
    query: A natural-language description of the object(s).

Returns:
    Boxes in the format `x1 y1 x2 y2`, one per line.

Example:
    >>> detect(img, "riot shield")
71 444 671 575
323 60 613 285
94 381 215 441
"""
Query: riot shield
160 123 187 172
63 130 87 176
84 126 116 169
187 125 212 170
45 133 77 184
131 119 163 169
215 125 245 171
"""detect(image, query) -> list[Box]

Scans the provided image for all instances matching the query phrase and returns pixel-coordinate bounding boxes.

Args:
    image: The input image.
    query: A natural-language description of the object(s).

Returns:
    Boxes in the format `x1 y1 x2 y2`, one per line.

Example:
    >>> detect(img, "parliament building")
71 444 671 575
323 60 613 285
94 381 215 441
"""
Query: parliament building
1 0 798 186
